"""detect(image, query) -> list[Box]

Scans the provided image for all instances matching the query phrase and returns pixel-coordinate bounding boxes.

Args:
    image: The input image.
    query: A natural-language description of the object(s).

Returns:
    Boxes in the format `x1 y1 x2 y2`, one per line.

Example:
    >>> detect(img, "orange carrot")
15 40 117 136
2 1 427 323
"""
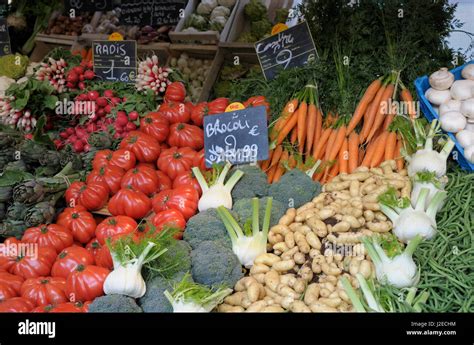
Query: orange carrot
325 163 340 183
273 150 289 183
270 145 283 167
339 138 349 174
400 87 416 119
384 132 397 161
313 169 324 182
361 140 377 167
261 149 274 171
348 132 359 173
370 132 389 167
360 83 387 143
395 138 404 171
366 84 395 142
276 110 299 145
275 99 299 131
324 129 338 161
297 101 308 153
305 103 317 154
288 154 297 169
290 125 298 144
313 108 323 151
327 126 346 161
346 78 382 135
383 113 395 130
312 128 332 160
358 147 365 166
267 165 278 183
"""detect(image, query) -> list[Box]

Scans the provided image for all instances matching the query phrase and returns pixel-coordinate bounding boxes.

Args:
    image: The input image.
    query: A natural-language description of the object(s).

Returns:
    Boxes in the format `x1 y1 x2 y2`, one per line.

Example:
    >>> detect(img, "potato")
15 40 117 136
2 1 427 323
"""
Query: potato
273 260 296 272
290 300 311 313
255 253 281 266
247 283 261 303
264 270 280 292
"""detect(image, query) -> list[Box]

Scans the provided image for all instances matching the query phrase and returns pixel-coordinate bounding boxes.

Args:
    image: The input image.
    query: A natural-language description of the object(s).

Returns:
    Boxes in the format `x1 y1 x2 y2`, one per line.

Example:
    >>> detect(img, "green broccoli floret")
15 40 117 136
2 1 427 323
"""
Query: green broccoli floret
156 240 192 278
185 14 209 31
237 31 257 43
274 8 289 24
250 18 272 39
88 295 142 313
268 169 322 209
244 0 267 22
232 197 285 229
184 209 233 249
138 271 188 312
214 80 233 98
191 241 243 288
0 54 29 80
230 164 269 200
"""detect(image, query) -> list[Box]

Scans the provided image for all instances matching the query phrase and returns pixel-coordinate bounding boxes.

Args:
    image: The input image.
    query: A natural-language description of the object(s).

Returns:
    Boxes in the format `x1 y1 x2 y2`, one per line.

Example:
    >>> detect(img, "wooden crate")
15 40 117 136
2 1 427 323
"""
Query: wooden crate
220 0 294 50
167 44 219 102
169 0 240 45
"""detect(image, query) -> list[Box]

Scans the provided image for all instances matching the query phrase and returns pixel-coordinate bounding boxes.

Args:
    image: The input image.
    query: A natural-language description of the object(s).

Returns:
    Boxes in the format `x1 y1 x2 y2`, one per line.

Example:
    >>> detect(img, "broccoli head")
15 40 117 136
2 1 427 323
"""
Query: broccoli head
250 18 272 39
274 8 289 24
232 197 286 229
244 0 267 22
0 54 29 80
214 80 233 98
268 169 322 209
237 31 257 43
230 164 269 200
184 208 233 249
191 240 243 288
139 271 188 313
88 295 143 313
156 240 192 278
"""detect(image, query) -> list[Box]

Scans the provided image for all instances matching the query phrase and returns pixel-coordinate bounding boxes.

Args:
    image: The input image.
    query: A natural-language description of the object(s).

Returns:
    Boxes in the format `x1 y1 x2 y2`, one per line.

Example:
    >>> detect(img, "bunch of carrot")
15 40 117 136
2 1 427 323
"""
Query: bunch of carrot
72 47 93 63
261 72 417 184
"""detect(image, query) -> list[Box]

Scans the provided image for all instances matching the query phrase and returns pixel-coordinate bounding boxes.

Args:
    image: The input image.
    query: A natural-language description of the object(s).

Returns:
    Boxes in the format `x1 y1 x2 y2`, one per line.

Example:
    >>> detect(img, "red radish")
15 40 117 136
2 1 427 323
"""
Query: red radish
86 123 97 133
60 131 69 139
87 61 93 69
104 104 112 114
54 139 63 149
111 97 122 105
68 135 78 143
128 111 139 121
96 108 105 118
116 114 128 127
73 141 84 152
84 144 91 152
67 73 78 83
113 132 121 139
66 127 75 136
84 70 95 80
79 75 85 82
73 66 84 75
96 97 108 107
88 91 100 101
125 122 136 131
66 82 74 88
78 82 86 90
104 90 114 98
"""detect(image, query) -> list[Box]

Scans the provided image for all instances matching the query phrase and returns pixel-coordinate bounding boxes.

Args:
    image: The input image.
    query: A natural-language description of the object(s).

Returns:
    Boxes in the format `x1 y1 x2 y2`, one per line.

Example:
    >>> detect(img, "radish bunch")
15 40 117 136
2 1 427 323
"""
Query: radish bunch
135 55 173 95
66 61 95 90
113 110 139 140
36 58 68 93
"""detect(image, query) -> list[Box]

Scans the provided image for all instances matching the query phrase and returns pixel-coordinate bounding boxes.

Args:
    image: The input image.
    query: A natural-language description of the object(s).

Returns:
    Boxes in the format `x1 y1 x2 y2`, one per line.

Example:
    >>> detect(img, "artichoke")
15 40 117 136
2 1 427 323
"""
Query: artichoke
17 140 49 165
0 220 27 238
6 202 28 220
4 159 27 172
12 180 47 204
38 150 62 171
0 186 12 202
24 200 55 227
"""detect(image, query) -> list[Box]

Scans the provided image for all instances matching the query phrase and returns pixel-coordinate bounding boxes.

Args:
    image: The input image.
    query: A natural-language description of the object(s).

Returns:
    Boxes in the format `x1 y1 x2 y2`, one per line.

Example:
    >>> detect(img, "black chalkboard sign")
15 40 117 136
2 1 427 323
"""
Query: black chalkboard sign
65 0 114 12
255 21 317 81
203 106 269 167
0 17 11 56
119 0 186 26
0 0 7 17
92 40 137 83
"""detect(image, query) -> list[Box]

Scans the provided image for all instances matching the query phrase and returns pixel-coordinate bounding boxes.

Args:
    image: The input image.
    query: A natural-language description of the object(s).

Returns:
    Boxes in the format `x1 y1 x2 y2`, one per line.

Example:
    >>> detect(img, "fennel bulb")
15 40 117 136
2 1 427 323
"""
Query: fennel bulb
192 162 244 211
164 273 232 313
217 197 272 268
411 172 447 211
362 235 422 288
406 120 454 177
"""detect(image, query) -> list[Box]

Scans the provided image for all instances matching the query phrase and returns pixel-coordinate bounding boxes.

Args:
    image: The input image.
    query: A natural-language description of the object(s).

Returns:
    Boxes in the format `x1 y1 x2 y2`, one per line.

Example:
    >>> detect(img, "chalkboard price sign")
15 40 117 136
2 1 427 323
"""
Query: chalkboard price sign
119 0 186 26
0 17 11 56
65 0 114 12
255 21 317 81
92 40 137 83
203 106 269 167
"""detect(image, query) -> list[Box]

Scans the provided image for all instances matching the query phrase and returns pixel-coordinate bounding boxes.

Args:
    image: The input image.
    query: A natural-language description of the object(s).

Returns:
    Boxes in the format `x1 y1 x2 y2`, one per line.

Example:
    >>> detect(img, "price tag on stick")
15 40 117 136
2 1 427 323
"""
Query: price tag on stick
203 106 269 168
255 21 317 81
65 0 114 12
0 17 11 56
92 40 137 83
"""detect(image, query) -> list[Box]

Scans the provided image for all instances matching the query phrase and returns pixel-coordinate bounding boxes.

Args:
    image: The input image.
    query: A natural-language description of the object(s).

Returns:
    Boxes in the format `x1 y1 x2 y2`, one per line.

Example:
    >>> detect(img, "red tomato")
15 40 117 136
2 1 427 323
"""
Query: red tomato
86 164 125 195
95 216 137 245
65 181 86 208
77 182 109 211
92 149 113 170
152 186 198 220
0 282 18 300
0 297 34 312
51 247 95 279
132 223 151 242
173 170 202 195
1 246 57 279
85 239 113 270
140 112 169 143
165 81 186 103
152 209 186 239
119 131 161 163
168 123 204 150
243 96 271 120
108 148 137 171
184 101 194 115
22 224 73 254
66 265 109 302
0 271 24 295
157 147 196 180
159 102 190 124
193 149 207 171
32 301 89 313
190 102 208 127
156 170 172 192
136 162 156 170
108 186 152 219
121 165 159 196
208 97 229 115
56 206 96 244
21 277 68 307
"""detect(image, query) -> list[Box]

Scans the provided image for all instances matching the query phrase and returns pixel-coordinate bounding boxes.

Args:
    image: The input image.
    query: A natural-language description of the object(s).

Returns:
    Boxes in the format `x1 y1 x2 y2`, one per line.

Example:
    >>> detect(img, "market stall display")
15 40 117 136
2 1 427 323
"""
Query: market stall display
0 0 472 315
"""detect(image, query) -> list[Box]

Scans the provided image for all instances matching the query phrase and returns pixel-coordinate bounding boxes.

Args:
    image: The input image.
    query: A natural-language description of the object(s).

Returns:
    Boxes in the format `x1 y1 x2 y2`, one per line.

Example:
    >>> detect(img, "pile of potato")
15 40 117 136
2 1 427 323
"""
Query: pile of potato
219 161 411 312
